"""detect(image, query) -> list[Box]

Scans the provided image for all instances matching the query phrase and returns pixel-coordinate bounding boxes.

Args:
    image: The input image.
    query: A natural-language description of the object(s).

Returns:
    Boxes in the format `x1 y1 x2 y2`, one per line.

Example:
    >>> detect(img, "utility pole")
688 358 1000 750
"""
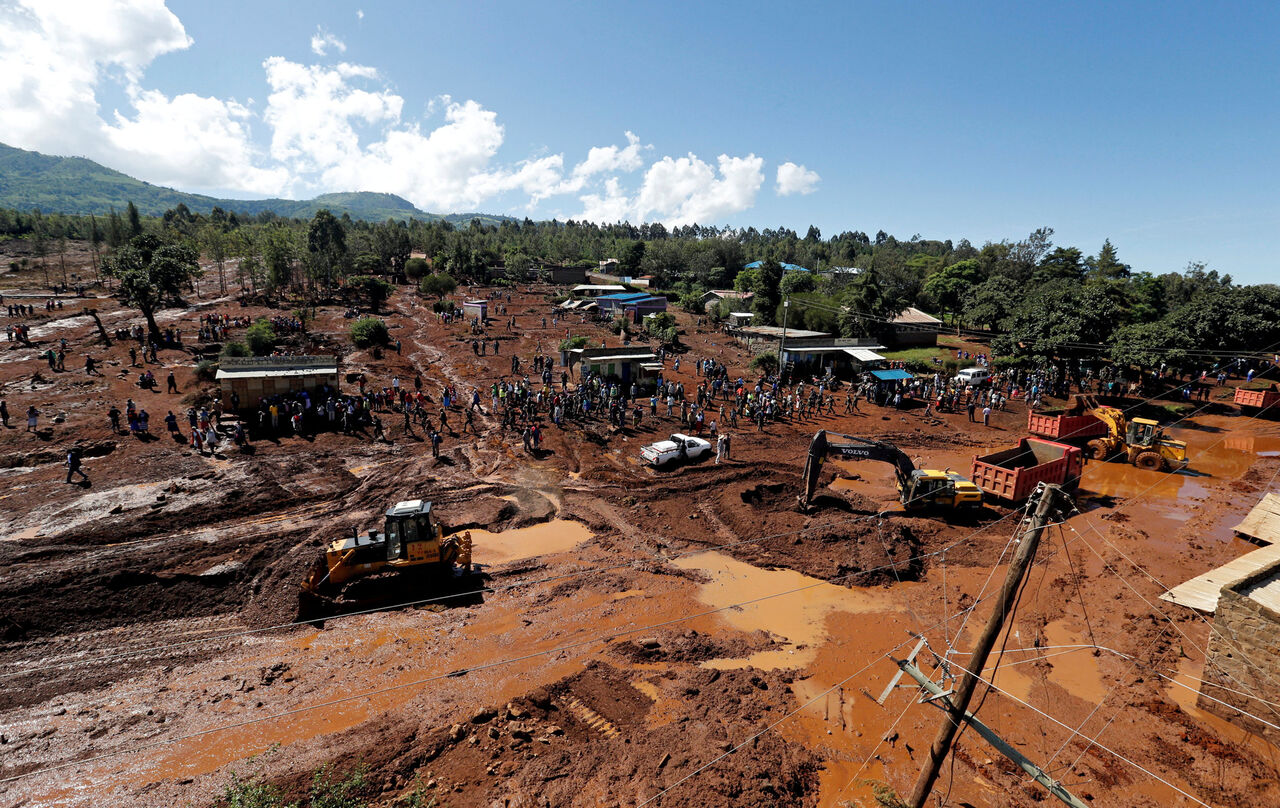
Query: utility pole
907 483 1066 808
898 657 1090 807
779 297 790 384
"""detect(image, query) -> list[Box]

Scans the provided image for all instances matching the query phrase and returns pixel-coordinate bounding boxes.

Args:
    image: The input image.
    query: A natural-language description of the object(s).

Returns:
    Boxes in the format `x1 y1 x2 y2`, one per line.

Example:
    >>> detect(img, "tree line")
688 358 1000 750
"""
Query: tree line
3 203 1276 373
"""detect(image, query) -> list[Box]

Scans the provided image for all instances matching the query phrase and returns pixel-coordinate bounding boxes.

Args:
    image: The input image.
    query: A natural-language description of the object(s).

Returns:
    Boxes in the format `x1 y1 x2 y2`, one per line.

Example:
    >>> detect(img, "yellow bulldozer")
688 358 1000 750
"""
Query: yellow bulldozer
1082 397 1189 472
300 499 473 610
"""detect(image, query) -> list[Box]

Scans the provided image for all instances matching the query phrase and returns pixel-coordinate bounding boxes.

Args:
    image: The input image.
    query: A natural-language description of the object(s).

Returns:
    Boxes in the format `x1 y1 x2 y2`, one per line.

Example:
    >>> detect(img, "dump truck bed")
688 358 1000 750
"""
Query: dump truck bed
1234 384 1280 410
971 437 1083 503
1026 409 1107 440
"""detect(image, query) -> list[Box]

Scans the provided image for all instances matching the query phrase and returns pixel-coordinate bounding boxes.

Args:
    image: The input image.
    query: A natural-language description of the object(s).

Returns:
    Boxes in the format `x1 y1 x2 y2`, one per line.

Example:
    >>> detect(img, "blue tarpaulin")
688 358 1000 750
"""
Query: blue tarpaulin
870 369 914 381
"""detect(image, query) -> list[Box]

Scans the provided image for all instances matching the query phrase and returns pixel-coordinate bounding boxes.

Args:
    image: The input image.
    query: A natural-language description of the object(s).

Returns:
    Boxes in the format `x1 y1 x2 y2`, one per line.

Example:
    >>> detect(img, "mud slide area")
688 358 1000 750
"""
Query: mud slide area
1 256 1278 808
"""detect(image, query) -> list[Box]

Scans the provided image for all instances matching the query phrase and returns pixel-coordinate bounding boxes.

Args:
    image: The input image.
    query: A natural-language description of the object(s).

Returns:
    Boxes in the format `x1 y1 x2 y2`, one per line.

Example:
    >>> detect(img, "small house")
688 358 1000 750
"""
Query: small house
701 289 754 312
462 300 488 322
216 355 340 408
597 292 668 323
890 307 943 348
566 346 660 389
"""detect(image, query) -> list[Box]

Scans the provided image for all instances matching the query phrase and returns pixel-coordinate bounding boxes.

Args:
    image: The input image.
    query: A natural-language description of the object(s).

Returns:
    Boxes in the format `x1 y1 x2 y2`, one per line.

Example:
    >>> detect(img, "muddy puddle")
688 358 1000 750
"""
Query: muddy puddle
671 551 905 670
468 519 594 565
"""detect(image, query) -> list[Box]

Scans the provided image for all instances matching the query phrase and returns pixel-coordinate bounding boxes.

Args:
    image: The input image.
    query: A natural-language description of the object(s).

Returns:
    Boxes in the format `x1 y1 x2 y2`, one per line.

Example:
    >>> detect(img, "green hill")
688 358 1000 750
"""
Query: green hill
0 143 512 225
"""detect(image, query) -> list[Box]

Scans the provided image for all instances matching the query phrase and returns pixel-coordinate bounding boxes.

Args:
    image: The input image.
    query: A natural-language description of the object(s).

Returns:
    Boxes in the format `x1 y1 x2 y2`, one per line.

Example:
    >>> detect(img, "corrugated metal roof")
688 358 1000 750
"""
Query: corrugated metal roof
892 307 943 325
216 367 338 380
585 353 658 362
846 348 886 362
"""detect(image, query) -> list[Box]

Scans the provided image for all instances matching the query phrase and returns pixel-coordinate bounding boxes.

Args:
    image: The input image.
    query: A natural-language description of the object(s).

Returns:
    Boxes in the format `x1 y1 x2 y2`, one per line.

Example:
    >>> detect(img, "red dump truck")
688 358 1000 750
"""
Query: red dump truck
970 438 1083 503
1234 384 1280 412
1026 409 1107 441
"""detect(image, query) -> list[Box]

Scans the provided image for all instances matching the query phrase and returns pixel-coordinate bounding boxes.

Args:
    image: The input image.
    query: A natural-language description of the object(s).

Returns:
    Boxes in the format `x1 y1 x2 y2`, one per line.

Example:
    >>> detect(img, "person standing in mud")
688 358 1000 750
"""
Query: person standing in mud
65 447 88 484
431 429 442 458
0 399 8 428
26 405 39 433
166 371 178 393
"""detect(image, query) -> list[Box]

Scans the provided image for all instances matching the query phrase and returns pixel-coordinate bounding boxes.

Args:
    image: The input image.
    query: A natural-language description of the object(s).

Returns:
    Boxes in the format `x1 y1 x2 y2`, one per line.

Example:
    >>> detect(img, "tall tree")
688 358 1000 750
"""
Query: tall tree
751 259 784 325
1033 246 1085 284
1087 239 1130 280
922 259 981 324
101 235 202 340
306 209 347 293
88 214 104 283
126 201 143 238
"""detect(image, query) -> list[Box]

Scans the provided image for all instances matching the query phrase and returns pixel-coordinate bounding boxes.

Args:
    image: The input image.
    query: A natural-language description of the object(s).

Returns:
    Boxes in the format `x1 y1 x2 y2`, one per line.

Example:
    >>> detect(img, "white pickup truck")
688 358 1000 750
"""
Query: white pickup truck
640 433 713 466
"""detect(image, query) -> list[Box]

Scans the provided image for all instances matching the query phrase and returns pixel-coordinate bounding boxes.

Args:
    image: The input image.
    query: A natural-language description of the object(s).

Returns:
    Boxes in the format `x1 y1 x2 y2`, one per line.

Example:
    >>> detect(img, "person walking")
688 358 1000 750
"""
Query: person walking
65 447 88 484
166 371 179 393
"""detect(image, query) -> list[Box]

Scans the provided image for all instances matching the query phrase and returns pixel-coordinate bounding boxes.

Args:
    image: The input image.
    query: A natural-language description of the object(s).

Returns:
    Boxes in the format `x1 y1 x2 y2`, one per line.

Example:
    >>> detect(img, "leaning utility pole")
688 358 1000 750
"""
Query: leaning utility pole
907 483 1067 808
898 657 1090 807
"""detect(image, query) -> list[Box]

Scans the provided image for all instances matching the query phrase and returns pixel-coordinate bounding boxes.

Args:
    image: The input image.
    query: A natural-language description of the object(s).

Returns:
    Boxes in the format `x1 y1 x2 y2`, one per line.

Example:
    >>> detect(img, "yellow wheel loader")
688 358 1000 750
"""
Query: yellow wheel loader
799 430 983 513
1081 398 1189 472
300 499 473 612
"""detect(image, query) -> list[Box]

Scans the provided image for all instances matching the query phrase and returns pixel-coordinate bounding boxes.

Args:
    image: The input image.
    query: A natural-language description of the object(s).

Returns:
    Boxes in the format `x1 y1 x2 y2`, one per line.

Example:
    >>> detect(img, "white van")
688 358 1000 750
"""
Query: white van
954 367 991 387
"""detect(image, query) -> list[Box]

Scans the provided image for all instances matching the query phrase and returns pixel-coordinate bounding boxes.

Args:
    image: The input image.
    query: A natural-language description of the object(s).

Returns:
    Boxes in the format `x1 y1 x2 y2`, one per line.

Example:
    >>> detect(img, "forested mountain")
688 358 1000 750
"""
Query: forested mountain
0 143 509 225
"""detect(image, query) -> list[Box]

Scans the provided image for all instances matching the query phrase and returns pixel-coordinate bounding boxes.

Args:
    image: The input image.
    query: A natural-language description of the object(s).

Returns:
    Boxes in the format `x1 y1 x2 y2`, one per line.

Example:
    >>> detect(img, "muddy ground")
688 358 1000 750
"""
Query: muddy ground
2 245 1280 807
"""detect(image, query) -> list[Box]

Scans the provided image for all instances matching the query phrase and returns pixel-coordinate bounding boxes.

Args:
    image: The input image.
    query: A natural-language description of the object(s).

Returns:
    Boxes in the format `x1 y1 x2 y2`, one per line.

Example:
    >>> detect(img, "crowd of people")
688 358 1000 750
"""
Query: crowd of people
196 312 251 342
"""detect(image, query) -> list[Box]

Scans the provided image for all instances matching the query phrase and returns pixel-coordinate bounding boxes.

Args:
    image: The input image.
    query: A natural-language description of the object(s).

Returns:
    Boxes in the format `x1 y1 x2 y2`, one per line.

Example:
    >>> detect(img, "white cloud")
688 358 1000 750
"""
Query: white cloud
263 57 401 178
0 0 285 195
104 87 289 194
573 152 765 226
573 131 646 180
0 0 800 221
636 153 765 226
310 27 346 56
356 9 364 20
775 161 820 196
579 177 634 223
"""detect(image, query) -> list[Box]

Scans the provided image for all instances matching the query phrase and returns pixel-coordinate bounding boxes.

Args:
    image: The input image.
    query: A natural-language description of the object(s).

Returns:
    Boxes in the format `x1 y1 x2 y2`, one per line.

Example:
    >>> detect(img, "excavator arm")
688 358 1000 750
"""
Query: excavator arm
800 431 917 510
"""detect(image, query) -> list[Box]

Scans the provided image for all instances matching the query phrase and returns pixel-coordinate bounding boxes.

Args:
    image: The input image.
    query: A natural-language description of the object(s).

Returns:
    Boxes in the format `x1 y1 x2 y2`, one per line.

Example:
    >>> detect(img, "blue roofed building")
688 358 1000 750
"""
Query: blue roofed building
595 292 668 323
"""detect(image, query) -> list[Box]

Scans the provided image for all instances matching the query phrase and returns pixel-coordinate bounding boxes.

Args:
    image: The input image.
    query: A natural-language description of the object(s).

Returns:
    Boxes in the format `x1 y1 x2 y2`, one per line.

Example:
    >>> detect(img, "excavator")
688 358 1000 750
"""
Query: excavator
1079 396 1190 471
799 430 983 513
300 499 473 611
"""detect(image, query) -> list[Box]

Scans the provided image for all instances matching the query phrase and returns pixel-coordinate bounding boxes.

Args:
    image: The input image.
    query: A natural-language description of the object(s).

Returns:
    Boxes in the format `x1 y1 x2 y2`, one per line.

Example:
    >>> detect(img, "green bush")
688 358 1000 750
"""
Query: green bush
350 316 389 348
750 351 779 376
195 359 219 381
431 298 453 314
309 764 368 808
560 335 589 351
221 341 250 358
419 272 458 298
217 771 293 808
245 320 276 356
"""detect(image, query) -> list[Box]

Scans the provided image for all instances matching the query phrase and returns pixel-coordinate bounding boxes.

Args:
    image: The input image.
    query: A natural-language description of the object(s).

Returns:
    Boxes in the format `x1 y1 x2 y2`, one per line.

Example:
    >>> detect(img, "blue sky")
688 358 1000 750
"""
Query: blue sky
2 1 1276 282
